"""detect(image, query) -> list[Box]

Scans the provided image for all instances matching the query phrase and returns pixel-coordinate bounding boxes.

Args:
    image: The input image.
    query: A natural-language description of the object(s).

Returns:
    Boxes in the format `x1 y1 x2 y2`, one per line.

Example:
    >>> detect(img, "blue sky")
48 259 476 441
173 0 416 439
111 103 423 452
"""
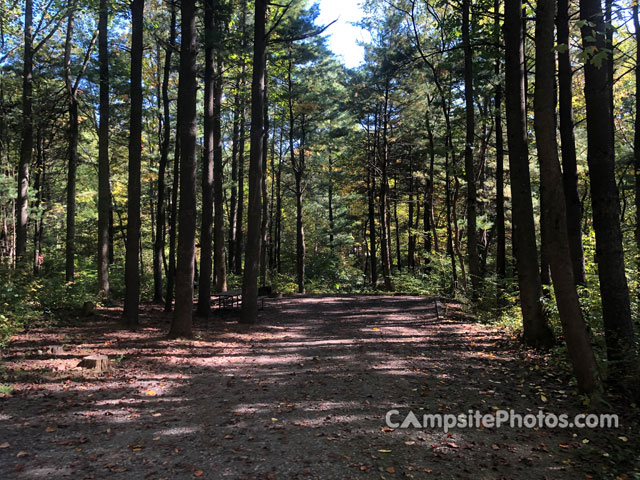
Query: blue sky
316 0 370 69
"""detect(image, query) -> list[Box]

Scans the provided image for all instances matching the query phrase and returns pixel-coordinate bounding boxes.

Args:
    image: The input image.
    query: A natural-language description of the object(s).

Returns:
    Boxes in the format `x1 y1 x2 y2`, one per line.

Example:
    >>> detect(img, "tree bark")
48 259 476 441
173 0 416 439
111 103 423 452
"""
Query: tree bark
213 50 227 292
556 0 586 285
123 0 144 326
293 114 306 294
234 0 248 276
169 0 198 338
197 0 216 316
16 0 33 263
228 77 241 271
64 5 78 282
259 89 270 287
367 114 377 286
379 82 393 291
165 135 180 312
580 0 637 382
98 0 110 299
504 0 554 348
462 0 480 298
634 0 640 299
154 2 176 304
240 0 266 324
534 0 599 393
494 0 505 289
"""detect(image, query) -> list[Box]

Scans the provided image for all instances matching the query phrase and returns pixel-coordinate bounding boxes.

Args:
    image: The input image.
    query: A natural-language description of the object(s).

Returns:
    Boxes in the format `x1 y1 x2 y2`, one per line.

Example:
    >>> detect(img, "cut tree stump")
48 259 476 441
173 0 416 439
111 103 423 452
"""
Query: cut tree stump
82 301 95 316
77 355 110 372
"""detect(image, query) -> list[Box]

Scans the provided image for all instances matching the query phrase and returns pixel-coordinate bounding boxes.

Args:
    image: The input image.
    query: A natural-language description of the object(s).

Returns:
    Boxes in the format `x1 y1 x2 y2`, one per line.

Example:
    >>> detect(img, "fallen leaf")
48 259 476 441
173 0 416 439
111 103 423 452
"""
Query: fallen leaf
386 467 395 473
45 426 56 433
378 449 392 453
0 442 10 448
618 436 628 442
145 390 156 396
193 471 204 477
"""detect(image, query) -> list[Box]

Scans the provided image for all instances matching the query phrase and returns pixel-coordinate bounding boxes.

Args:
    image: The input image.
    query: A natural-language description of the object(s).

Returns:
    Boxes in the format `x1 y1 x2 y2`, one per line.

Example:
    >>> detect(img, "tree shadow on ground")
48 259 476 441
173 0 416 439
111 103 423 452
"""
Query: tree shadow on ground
0 296 637 479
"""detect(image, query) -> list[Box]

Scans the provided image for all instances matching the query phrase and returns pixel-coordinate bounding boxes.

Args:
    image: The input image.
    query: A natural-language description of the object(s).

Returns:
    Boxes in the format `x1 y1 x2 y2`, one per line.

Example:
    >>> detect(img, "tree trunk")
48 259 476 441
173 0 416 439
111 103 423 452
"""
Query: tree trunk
123 0 144 326
368 116 377 286
504 0 554 348
328 149 334 253
234 0 247 276
275 130 282 272
259 70 270 287
294 117 306 294
408 154 415 269
240 0 266 324
228 78 241 271
64 5 78 281
379 82 393 291
213 51 227 292
154 4 176 304
534 0 599 393
556 0 586 285
494 0 506 289
165 135 180 312
32 131 43 275
16 0 33 263
580 0 637 383
98 0 110 299
169 0 198 338
634 0 640 299
235 106 246 275
424 104 437 254
462 0 480 298
197 0 216 316
393 172 401 272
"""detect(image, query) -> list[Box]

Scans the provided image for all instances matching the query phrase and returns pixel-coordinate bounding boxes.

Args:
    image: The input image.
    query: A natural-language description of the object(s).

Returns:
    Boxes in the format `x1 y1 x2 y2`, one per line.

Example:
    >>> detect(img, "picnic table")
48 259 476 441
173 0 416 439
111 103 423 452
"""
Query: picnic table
211 289 266 310
212 289 243 310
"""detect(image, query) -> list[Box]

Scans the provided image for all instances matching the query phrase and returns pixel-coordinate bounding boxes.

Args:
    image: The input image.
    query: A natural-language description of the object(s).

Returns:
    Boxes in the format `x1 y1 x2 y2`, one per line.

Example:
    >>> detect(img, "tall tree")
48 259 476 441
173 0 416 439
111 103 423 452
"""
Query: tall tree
379 79 393 291
556 0 586 285
197 0 217 316
64 3 97 282
98 0 110 299
240 0 266 324
634 0 640 292
494 0 505 290
213 21 227 293
462 0 480 298
534 0 599 393
169 0 198 338
154 2 177 304
64 4 78 282
580 0 637 383
16 0 34 263
504 0 553 348
123 0 144 326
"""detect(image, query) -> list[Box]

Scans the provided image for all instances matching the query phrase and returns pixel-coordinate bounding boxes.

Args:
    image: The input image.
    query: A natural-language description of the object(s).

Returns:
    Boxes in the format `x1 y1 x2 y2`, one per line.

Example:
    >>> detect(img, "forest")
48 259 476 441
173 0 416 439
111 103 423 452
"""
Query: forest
0 0 640 477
